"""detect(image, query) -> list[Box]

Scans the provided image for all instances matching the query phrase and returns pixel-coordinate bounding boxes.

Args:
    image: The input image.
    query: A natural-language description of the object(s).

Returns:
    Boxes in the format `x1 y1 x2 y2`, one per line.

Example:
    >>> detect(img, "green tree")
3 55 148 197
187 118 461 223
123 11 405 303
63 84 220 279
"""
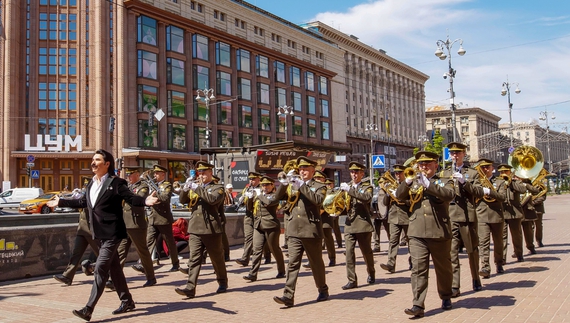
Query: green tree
413 129 445 156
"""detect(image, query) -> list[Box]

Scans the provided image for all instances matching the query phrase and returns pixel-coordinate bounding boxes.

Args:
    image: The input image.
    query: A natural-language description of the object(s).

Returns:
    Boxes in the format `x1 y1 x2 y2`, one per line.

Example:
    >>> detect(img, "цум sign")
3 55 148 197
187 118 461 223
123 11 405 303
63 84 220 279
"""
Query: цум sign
24 135 83 152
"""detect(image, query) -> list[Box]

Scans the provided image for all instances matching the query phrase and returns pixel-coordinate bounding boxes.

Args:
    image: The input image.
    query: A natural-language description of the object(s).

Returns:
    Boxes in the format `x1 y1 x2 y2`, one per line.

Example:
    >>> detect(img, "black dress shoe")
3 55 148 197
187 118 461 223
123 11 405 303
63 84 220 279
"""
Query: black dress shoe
72 306 93 321
131 264 145 273
316 290 329 302
409 256 413 270
302 262 311 269
496 264 504 274
529 248 537 254
281 244 288 250
328 259 336 267
243 275 257 282
264 257 272 264
537 241 544 247
175 287 195 298
404 305 425 317
373 246 381 252
341 281 357 290
53 274 72 286
517 256 524 262
380 263 395 273
179 267 189 275
235 259 248 267
273 295 294 307
367 275 375 284
112 300 135 315
106 280 116 291
81 260 94 276
337 243 343 249
225 256 231 262
142 278 157 287
473 279 483 291
216 285 228 293
168 265 180 272
451 288 460 298
479 269 490 278
441 299 452 310
275 272 286 279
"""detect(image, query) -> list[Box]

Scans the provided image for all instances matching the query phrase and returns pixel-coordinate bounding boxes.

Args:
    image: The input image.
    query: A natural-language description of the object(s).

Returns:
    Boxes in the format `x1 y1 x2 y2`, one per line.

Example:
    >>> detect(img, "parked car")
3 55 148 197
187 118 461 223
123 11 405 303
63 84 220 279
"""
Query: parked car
0 187 43 209
53 192 80 213
171 194 187 210
19 191 65 214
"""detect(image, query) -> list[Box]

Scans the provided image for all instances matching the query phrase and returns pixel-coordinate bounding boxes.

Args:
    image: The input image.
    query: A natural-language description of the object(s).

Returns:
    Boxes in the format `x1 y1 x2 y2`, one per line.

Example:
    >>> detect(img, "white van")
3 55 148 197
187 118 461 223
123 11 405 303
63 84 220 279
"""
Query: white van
0 188 44 209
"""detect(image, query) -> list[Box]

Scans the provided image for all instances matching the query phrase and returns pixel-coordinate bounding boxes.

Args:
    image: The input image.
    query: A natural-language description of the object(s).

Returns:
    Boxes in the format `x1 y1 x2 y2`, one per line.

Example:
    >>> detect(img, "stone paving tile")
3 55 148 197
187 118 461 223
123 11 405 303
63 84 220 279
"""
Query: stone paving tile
0 195 569 323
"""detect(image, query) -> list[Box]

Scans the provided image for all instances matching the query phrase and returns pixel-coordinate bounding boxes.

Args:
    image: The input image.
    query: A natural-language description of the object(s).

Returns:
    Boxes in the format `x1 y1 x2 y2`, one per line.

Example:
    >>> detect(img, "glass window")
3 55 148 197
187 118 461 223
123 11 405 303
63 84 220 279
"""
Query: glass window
168 123 186 150
139 120 158 148
259 109 270 131
308 119 317 138
194 127 207 152
293 116 303 136
257 83 270 104
39 83 47 110
305 71 315 91
38 118 47 134
58 119 67 135
39 13 47 40
193 34 209 60
216 42 231 67
216 71 231 96
167 58 185 86
238 105 252 128
137 15 157 45
193 65 209 89
69 83 77 111
321 121 330 140
274 61 285 83
256 55 269 78
193 99 207 122
259 135 271 145
290 67 301 87
276 88 287 107
236 49 250 72
277 114 286 133
39 48 47 75
69 119 77 136
166 25 184 53
137 85 158 112
69 49 77 75
291 92 302 112
239 133 253 147
321 99 329 117
217 101 232 125
319 76 328 95
238 78 251 101
218 130 233 147
307 96 316 114
138 50 157 79
167 90 185 117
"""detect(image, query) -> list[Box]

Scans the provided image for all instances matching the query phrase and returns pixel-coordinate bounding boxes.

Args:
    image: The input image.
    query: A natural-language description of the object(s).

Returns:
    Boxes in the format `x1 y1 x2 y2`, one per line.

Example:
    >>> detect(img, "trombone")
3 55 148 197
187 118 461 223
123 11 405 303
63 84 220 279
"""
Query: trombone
141 170 161 194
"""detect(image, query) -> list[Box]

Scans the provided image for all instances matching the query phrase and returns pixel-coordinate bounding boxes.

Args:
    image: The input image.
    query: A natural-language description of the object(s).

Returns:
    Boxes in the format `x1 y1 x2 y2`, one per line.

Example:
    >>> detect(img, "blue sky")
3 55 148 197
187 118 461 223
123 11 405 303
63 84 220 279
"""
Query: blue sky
257 0 570 133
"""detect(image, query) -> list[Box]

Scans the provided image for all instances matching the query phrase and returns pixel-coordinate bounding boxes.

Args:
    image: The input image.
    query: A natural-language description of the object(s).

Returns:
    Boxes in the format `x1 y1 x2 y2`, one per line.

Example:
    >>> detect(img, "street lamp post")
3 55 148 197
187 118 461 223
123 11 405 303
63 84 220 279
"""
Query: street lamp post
366 123 378 185
435 34 466 142
418 134 428 150
497 151 505 163
539 108 555 172
501 79 521 148
277 105 294 141
195 86 216 148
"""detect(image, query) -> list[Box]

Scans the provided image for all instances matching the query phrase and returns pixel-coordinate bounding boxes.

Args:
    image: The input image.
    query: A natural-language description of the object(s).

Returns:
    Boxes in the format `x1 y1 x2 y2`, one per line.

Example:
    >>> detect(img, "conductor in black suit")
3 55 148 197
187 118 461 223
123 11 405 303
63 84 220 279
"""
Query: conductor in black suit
48 149 158 322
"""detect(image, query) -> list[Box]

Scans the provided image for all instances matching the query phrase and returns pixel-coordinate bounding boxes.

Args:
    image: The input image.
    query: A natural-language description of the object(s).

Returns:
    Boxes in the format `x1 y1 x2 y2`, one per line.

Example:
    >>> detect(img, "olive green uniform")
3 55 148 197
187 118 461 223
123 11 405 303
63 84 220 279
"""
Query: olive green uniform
502 179 530 262
383 186 410 270
321 188 336 265
521 183 543 252
238 185 271 264
61 208 100 281
146 180 179 268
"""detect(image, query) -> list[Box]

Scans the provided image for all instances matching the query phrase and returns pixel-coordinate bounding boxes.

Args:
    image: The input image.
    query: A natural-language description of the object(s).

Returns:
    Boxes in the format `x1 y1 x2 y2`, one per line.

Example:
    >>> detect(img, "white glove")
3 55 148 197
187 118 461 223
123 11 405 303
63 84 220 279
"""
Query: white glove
287 169 297 177
453 172 465 184
254 188 261 196
418 173 430 188
483 187 491 195
339 182 350 192
245 191 254 199
279 178 288 185
405 178 413 185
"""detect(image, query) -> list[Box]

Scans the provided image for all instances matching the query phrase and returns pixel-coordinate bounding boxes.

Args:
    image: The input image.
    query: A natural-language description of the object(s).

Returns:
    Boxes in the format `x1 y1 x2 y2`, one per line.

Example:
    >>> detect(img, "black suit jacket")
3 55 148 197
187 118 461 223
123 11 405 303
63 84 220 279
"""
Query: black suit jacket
59 176 147 240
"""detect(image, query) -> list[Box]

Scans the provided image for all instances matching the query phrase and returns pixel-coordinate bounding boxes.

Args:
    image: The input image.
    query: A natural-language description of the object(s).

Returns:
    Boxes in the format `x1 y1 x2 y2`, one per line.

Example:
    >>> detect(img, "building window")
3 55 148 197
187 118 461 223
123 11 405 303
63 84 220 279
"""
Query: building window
39 83 47 110
138 120 158 148
305 72 315 91
137 15 157 45
167 58 185 86
319 76 328 95
277 114 286 133
168 124 186 150
259 109 270 131
193 65 209 89
259 135 271 145
238 78 251 101
194 127 207 152
216 42 231 67
216 71 231 96
308 119 317 138
167 90 185 118
307 96 316 114
236 49 250 72
217 101 232 125
138 50 157 79
321 99 329 117
276 88 287 107
271 33 281 43
274 61 285 83
293 116 302 136
192 34 209 61
137 85 158 112
238 105 252 128
257 83 270 104
291 92 302 112
166 25 184 53
218 130 233 147
290 67 301 87
239 133 253 147
256 55 269 78
321 121 330 140
193 99 207 122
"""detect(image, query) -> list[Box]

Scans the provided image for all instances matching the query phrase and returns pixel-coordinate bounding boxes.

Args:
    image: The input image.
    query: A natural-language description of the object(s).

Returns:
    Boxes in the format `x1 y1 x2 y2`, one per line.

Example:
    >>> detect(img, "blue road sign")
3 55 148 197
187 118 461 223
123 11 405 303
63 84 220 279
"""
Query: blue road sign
31 170 40 179
371 155 385 169
26 155 35 163
508 146 515 154
443 147 451 162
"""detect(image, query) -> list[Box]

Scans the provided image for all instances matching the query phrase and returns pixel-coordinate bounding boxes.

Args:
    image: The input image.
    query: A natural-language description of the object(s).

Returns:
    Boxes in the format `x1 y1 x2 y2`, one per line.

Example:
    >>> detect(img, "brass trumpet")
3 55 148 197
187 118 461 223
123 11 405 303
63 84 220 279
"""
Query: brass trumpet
474 164 496 203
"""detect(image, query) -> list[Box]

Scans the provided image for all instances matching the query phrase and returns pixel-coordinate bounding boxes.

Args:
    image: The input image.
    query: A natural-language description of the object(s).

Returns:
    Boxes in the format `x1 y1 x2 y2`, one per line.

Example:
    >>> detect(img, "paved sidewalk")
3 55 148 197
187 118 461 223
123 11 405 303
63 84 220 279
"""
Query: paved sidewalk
1 195 569 323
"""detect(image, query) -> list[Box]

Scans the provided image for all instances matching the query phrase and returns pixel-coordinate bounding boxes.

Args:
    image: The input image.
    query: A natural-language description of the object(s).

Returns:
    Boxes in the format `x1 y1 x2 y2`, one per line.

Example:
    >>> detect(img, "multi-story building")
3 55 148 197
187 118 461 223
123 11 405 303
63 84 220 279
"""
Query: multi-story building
1 0 350 191
425 105 502 162
302 22 429 169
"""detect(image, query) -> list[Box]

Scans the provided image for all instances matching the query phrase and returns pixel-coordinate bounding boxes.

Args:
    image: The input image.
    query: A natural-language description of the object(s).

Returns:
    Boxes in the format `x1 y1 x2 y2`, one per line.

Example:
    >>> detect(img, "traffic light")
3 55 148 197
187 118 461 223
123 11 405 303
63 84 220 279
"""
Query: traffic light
26 167 31 176
115 158 123 170
109 116 116 133
364 153 370 169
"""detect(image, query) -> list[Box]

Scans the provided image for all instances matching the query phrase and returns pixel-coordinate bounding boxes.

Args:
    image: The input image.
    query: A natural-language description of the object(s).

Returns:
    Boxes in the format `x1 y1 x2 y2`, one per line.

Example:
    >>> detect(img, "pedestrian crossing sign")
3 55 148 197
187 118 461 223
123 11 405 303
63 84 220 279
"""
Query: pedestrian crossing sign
31 170 40 179
371 155 385 169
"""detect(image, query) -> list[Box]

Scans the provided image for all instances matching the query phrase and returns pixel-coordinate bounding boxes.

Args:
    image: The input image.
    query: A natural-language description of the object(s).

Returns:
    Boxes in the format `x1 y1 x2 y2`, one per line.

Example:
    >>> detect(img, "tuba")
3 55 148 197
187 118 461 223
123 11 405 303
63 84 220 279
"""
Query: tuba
509 145 545 205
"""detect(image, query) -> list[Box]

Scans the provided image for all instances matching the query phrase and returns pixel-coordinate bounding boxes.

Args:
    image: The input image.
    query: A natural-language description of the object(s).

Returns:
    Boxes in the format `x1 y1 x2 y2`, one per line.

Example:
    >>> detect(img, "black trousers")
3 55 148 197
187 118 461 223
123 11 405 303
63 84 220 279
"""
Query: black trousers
86 238 132 309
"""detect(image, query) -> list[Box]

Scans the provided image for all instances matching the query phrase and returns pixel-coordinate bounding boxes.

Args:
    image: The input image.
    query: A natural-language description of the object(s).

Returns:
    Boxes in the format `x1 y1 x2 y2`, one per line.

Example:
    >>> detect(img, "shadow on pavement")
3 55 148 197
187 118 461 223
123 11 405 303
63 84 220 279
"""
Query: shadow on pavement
507 265 549 273
451 294 516 310
482 280 537 291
